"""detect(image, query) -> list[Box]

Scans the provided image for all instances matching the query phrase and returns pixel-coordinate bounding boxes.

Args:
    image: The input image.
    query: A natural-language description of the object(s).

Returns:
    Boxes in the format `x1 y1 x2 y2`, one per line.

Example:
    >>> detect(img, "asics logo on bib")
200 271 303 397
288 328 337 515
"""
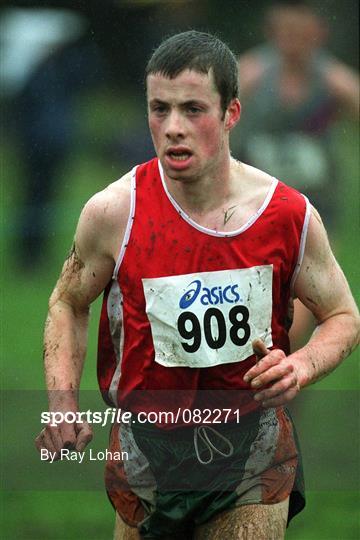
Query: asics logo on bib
179 280 241 309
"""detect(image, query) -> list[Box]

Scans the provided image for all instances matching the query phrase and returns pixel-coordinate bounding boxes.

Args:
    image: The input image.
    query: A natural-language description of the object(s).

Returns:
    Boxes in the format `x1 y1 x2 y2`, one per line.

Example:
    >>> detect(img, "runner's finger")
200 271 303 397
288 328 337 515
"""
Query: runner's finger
254 372 297 401
42 428 57 454
244 348 285 382
252 338 270 360
48 425 64 454
75 423 93 452
35 431 45 452
59 422 77 449
251 363 294 388
261 386 299 408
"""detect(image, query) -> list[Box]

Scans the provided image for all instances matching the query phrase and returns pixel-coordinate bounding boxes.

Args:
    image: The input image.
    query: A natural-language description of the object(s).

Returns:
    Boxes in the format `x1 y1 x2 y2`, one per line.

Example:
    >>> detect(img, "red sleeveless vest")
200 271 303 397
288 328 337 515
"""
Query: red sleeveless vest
97 158 310 419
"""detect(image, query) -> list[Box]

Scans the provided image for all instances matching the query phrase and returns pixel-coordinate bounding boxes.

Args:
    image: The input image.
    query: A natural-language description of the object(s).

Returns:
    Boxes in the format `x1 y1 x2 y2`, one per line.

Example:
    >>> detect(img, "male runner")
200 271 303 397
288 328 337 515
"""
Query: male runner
35 31 359 539
236 3 359 220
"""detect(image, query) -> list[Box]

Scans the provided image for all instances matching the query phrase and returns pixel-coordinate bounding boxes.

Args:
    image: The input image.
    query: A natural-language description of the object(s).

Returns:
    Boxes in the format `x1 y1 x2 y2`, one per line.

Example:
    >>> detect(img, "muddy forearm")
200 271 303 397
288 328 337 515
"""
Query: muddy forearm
291 312 360 388
44 300 89 411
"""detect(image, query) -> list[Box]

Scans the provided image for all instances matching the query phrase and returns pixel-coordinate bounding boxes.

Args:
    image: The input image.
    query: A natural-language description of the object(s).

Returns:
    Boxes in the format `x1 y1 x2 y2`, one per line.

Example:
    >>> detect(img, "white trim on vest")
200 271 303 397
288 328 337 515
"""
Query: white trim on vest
290 195 311 293
158 160 278 237
113 166 137 280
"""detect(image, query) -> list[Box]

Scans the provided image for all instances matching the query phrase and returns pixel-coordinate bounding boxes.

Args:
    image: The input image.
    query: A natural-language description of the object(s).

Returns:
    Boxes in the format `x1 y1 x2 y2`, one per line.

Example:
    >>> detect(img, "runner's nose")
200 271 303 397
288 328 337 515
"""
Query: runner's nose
165 110 186 140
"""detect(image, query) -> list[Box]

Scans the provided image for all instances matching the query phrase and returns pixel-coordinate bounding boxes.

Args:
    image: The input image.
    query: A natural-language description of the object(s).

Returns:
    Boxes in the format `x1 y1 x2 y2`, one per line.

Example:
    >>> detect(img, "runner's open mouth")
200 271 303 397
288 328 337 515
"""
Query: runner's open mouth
166 149 192 161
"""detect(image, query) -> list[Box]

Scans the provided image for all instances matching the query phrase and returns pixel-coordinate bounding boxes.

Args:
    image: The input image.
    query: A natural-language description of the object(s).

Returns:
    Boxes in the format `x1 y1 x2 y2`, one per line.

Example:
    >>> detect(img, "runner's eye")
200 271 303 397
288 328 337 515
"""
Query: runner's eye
187 106 202 114
151 104 168 115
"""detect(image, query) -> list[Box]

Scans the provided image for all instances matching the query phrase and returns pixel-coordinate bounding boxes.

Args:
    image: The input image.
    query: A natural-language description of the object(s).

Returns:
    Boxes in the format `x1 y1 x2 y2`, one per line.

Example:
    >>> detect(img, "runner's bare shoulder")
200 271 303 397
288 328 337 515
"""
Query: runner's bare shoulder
240 162 274 193
77 171 132 261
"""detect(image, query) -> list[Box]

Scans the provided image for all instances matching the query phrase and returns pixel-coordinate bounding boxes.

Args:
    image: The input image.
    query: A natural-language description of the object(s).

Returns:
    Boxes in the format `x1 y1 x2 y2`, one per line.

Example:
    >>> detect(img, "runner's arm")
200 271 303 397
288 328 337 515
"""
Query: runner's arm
325 60 360 118
244 207 360 407
35 175 131 454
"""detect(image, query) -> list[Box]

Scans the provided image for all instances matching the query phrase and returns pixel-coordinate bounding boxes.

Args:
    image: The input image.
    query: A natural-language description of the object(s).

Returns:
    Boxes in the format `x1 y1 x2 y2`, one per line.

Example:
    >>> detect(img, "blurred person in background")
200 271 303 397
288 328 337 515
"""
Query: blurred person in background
234 2 359 348
15 37 106 268
2 6 106 268
35 30 359 539
4 1 188 269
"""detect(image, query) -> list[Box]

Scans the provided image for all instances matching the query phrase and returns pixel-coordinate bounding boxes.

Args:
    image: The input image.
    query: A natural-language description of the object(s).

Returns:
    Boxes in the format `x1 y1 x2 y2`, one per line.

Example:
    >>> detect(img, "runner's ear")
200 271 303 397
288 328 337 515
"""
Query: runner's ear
224 99 241 131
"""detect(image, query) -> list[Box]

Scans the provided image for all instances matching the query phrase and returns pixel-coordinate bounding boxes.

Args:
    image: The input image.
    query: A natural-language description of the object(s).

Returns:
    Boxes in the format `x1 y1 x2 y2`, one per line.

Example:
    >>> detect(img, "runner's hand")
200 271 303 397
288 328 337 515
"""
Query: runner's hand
35 419 93 460
243 339 301 408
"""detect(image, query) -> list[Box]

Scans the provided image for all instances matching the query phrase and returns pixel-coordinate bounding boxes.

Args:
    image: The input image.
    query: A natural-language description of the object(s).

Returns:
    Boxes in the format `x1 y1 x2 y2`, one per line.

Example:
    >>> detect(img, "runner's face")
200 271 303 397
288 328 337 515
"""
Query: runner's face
270 12 325 62
147 69 237 181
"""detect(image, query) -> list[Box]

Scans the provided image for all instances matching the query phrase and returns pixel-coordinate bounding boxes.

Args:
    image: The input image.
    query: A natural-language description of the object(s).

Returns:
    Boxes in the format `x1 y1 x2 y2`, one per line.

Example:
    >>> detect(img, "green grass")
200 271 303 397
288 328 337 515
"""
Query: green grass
1 113 359 539
1 491 114 540
288 491 360 540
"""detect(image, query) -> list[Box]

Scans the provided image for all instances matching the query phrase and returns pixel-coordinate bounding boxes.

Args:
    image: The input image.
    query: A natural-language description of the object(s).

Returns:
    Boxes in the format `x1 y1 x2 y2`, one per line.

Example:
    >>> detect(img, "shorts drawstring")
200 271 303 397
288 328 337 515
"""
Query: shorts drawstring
194 425 234 465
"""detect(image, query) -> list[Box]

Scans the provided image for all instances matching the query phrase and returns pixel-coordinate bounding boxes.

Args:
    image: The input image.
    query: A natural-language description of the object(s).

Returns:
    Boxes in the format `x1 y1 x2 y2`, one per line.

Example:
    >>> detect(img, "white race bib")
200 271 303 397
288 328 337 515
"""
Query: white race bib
142 266 273 368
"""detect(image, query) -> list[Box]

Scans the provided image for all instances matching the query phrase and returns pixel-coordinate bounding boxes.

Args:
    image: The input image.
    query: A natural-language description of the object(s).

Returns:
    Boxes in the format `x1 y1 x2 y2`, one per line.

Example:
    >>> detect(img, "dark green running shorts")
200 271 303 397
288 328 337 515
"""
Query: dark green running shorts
105 407 305 538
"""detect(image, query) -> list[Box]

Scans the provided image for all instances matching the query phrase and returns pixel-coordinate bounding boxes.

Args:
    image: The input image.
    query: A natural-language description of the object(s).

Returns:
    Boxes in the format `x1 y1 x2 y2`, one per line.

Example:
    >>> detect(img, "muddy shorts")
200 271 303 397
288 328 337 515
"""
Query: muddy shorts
105 407 305 538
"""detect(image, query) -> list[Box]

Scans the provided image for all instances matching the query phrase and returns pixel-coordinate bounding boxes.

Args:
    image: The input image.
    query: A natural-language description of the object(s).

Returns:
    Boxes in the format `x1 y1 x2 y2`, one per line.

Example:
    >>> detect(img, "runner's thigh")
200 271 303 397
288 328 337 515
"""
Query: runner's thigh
194 498 289 540
114 512 141 540
113 512 183 540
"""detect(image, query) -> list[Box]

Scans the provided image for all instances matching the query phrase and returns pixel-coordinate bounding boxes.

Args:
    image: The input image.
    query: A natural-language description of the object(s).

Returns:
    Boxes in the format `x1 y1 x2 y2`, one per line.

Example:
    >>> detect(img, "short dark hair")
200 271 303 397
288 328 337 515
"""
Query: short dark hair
145 30 239 114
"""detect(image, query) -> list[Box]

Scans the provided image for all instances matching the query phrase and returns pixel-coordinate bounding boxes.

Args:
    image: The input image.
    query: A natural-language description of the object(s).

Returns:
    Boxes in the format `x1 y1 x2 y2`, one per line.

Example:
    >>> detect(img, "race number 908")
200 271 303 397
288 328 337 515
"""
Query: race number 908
177 305 250 353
